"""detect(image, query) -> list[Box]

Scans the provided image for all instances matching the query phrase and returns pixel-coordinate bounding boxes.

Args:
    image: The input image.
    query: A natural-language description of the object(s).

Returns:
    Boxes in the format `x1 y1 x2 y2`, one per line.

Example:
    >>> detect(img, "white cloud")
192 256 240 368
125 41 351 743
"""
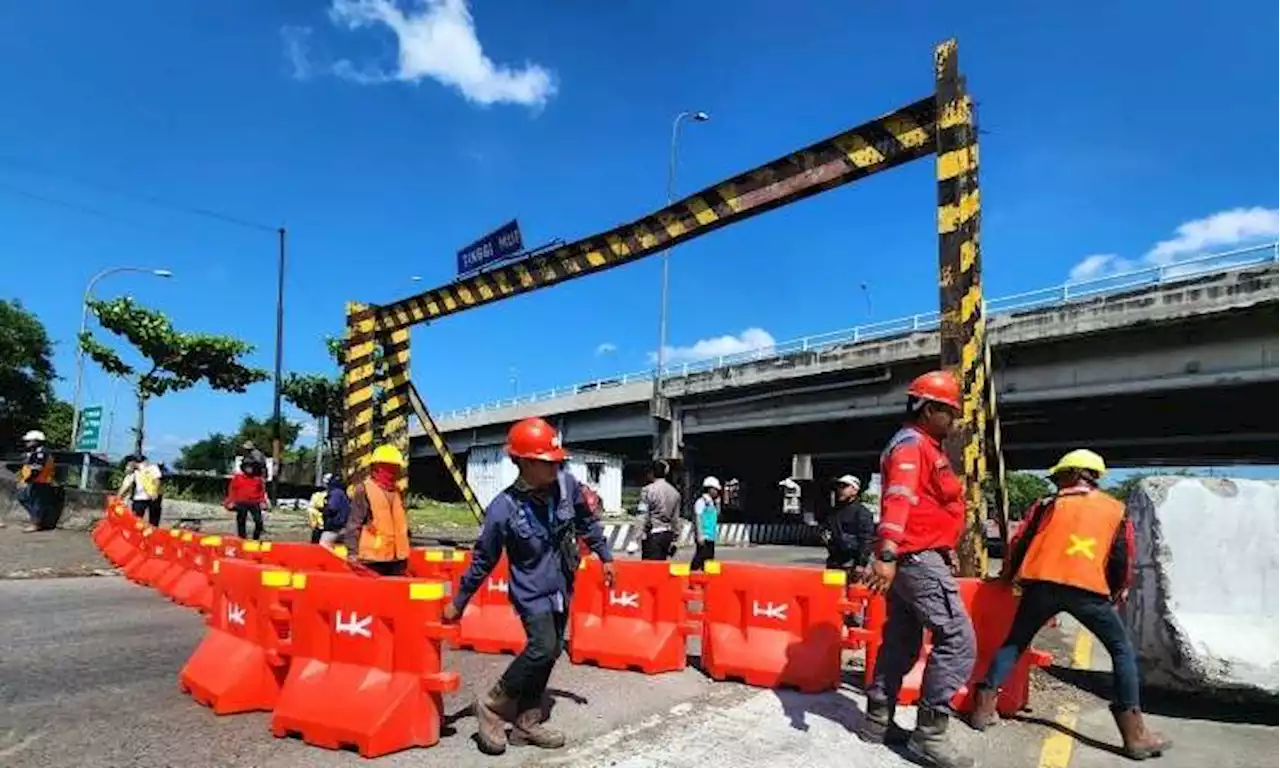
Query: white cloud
299 421 319 439
653 328 777 365
1067 206 1278 282
595 342 617 356
281 26 314 80
324 0 556 107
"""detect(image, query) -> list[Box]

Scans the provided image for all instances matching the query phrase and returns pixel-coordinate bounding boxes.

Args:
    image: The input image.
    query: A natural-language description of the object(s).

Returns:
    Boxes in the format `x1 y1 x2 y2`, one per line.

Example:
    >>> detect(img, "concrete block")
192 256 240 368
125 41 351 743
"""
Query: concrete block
1121 476 1279 697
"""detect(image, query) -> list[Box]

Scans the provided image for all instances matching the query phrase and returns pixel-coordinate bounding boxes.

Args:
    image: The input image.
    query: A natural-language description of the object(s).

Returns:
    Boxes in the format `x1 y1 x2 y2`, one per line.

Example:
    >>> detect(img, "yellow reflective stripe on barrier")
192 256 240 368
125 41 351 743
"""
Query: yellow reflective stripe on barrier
181 532 193 542
261 570 291 588
409 582 445 601
452 551 466 562
243 541 261 552
333 545 348 559
212 560 221 574
704 561 722 575
135 521 146 530
669 563 691 576
169 529 181 537
291 573 307 589
200 535 222 546
822 570 848 586
261 542 273 552
424 550 445 562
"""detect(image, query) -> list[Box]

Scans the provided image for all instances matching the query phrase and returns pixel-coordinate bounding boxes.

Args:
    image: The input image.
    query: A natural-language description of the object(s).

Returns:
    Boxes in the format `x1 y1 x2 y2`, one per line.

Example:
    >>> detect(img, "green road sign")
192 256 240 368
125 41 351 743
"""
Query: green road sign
75 405 104 452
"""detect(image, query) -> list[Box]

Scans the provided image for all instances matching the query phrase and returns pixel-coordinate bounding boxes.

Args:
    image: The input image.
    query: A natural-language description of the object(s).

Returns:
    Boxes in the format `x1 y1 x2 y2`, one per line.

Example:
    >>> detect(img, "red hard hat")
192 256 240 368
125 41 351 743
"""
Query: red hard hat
906 370 961 410
506 417 568 462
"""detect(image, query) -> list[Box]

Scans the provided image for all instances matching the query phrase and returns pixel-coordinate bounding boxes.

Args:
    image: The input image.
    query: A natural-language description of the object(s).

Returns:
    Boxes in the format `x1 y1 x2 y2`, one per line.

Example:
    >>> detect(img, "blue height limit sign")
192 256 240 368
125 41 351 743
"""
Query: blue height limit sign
456 219 523 276
75 405 104 452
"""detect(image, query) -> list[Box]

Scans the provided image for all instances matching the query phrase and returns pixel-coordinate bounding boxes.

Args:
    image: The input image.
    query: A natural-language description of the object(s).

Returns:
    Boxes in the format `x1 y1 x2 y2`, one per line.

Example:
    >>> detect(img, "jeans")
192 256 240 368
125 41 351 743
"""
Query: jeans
133 498 162 527
234 504 263 540
981 580 1141 711
690 541 716 571
867 550 977 713
19 484 51 526
641 530 674 560
500 611 568 713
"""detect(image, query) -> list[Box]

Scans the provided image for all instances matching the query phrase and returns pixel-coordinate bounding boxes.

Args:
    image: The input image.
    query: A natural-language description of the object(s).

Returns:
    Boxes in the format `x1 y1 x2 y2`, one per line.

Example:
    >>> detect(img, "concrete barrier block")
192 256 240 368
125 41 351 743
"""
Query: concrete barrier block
1121 477 1279 697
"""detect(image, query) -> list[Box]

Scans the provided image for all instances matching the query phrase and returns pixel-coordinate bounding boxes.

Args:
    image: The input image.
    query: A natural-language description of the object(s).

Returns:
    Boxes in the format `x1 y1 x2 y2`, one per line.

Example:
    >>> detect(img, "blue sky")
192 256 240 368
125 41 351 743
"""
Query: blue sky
2 0 1277 464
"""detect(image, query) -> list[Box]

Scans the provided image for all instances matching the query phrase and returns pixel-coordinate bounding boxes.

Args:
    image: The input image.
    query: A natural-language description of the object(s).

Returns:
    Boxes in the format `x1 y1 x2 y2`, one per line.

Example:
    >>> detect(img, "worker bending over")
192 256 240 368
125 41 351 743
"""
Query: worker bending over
443 417 615 756
343 445 411 576
861 370 976 768
970 449 1170 761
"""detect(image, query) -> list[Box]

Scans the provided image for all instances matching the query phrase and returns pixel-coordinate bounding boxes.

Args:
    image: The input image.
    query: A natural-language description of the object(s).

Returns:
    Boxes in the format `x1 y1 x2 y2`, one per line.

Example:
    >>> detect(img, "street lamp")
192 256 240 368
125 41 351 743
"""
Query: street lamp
652 110 710 456
70 267 173 452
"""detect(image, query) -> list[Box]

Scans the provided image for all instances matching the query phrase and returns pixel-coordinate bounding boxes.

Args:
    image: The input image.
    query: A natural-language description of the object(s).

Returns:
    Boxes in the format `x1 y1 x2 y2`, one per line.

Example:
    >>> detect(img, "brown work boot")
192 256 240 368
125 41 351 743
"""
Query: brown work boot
511 707 566 749
967 687 1000 731
907 707 975 768
1112 708 1172 760
475 683 516 755
859 699 911 746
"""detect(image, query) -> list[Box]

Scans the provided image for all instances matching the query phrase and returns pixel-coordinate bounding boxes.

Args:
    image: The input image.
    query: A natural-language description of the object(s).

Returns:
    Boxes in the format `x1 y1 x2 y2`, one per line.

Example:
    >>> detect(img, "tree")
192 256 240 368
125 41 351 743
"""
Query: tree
234 414 301 453
281 335 347 483
79 297 269 456
1004 471 1052 518
39 400 75 449
0 299 58 449
176 432 235 472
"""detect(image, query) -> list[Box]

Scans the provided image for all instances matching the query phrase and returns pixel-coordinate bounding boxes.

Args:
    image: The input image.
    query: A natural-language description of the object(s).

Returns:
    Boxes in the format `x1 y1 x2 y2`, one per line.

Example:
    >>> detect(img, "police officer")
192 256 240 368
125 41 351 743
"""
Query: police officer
442 417 614 756
637 459 681 560
970 449 1171 760
861 370 976 768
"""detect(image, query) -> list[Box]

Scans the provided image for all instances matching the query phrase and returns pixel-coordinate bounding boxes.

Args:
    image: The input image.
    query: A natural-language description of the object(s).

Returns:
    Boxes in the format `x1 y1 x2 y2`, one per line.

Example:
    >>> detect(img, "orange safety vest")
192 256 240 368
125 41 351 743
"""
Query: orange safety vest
357 479 411 562
20 453 54 484
1017 488 1125 596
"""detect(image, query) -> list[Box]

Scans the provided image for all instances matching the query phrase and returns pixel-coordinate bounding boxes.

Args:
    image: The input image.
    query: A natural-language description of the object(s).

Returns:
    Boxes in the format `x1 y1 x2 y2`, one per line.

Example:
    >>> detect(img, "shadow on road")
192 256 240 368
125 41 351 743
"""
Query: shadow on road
1044 666 1279 726
1010 712 1128 759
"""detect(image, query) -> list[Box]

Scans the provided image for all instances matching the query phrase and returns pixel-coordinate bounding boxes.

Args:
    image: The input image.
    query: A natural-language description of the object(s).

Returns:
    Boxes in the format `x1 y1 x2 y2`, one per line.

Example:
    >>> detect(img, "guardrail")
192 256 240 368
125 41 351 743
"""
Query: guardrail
437 242 1279 420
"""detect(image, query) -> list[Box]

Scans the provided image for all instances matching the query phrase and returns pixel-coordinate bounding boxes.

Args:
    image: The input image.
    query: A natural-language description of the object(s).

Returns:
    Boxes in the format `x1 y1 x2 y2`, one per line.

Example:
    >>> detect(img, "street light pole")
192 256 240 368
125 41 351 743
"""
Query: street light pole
70 266 173 452
271 226 287 503
652 110 709 458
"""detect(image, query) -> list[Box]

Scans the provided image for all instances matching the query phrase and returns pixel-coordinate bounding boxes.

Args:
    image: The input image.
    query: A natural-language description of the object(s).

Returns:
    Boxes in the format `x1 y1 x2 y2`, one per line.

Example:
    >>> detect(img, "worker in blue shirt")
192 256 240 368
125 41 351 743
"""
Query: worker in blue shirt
443 417 615 756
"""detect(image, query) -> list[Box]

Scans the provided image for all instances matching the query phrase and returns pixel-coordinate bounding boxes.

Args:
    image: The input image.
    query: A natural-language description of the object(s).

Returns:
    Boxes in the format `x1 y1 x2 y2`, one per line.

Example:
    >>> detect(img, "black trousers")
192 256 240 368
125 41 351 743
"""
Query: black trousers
234 504 263 540
132 499 162 527
309 528 323 544
500 611 567 713
641 530 675 561
690 541 716 571
362 559 408 576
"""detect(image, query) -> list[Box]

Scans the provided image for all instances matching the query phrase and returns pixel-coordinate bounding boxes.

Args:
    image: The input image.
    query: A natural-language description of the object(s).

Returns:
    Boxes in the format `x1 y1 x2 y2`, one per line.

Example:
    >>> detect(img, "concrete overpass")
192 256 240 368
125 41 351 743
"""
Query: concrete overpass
410 248 1278 508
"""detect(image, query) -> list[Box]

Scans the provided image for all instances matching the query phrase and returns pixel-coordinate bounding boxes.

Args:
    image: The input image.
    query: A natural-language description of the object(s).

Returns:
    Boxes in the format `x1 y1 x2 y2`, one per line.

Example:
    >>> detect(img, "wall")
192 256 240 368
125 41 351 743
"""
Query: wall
463 446 624 513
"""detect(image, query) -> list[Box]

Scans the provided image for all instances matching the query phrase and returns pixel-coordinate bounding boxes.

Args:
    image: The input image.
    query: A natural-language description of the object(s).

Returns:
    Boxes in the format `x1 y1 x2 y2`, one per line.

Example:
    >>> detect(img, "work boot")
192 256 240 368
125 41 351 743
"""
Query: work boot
1112 708 1172 760
907 707 975 768
967 687 1000 732
475 683 516 755
511 708 566 749
859 699 911 746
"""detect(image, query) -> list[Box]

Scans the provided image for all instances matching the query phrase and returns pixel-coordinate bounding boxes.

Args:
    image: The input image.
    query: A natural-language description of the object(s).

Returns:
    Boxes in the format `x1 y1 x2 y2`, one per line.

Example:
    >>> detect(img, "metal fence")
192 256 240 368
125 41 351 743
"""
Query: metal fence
438 242 1279 420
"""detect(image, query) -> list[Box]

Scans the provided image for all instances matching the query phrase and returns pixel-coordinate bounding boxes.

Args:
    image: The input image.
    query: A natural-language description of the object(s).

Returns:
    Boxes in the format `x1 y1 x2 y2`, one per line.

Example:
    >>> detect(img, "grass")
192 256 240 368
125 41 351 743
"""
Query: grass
404 495 480 529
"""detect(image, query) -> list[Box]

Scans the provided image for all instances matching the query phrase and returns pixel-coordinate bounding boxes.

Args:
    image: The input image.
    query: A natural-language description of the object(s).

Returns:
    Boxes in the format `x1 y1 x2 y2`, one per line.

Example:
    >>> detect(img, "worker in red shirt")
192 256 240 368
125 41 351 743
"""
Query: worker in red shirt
860 370 976 768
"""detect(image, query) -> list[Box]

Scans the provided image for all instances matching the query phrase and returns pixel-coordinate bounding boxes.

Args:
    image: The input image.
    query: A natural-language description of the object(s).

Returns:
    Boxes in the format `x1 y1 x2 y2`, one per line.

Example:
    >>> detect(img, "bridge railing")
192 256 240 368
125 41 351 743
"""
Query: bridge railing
437 242 1279 421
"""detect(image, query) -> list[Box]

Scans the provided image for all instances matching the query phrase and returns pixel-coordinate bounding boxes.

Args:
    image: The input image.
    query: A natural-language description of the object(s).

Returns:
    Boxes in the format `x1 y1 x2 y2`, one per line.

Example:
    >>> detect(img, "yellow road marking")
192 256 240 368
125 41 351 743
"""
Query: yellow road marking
1036 626 1095 768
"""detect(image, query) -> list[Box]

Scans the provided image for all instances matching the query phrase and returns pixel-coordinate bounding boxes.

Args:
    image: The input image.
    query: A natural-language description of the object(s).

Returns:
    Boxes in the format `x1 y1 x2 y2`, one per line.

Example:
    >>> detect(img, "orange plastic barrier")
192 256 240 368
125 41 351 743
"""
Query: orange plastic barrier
454 558 526 655
103 517 146 567
270 572 460 758
406 547 469 582
121 527 163 582
169 535 222 610
259 542 354 574
154 530 197 597
699 561 846 693
569 559 690 674
178 559 296 714
133 528 184 587
92 496 128 549
869 578 1052 716
239 540 273 561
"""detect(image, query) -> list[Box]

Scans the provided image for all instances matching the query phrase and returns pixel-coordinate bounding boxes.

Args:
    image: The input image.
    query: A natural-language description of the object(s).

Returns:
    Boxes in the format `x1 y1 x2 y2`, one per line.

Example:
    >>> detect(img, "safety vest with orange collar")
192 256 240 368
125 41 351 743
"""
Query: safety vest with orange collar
20 446 54 485
1016 487 1126 596
356 479 411 562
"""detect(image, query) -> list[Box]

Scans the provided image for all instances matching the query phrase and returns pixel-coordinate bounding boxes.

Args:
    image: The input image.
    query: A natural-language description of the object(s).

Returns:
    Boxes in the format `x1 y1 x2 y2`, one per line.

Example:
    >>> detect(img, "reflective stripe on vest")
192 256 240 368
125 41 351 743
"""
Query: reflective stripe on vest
1017 489 1124 595
357 480 411 562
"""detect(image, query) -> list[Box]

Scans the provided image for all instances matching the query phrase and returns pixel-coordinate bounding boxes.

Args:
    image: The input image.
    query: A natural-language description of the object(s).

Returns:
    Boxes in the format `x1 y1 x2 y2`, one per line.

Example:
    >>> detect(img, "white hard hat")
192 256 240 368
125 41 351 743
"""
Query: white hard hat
625 540 640 555
23 430 46 442
702 476 722 491
835 474 861 488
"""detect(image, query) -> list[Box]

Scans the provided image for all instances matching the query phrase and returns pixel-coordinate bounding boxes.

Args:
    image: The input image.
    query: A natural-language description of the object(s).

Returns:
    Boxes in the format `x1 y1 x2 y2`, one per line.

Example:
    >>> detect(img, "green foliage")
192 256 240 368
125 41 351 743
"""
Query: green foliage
281 373 341 420
176 432 236 472
0 299 57 448
39 400 75 448
1004 471 1052 517
234 414 302 455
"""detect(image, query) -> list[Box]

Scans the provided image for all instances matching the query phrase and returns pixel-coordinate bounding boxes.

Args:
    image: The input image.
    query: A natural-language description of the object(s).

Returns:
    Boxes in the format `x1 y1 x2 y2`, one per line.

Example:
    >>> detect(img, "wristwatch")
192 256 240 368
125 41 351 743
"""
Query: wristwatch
876 548 898 564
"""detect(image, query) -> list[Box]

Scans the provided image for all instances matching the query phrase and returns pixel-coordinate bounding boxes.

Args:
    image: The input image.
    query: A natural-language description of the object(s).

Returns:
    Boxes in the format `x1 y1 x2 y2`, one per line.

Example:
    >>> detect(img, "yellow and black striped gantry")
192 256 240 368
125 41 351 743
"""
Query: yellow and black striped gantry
342 39 1006 572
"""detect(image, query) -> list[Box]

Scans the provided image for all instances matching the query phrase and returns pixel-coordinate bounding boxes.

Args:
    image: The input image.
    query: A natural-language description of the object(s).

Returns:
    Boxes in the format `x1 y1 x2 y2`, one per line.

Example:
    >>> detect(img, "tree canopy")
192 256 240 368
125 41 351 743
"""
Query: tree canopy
176 415 302 472
0 299 58 448
79 297 269 454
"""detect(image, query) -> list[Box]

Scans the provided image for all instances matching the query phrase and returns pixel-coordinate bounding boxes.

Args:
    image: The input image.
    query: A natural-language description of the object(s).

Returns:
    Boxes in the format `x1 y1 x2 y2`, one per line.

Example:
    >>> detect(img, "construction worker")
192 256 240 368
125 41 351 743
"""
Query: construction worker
637 459 681 560
442 417 614 756
119 454 164 526
970 449 1171 760
239 440 267 474
823 474 876 575
861 370 976 768
690 476 721 571
343 445 411 576
15 430 55 532
316 472 350 549
224 459 268 540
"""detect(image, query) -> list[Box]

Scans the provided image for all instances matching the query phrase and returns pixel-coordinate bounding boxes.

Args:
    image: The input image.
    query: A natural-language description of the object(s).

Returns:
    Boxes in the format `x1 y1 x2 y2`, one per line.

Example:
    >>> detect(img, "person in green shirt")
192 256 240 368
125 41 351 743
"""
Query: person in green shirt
690 476 721 571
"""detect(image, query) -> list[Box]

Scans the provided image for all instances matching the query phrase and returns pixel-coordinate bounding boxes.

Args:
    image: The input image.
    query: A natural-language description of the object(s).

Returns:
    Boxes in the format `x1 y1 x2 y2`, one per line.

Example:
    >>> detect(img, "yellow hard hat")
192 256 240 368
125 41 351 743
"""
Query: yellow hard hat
370 444 407 467
1048 449 1107 477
